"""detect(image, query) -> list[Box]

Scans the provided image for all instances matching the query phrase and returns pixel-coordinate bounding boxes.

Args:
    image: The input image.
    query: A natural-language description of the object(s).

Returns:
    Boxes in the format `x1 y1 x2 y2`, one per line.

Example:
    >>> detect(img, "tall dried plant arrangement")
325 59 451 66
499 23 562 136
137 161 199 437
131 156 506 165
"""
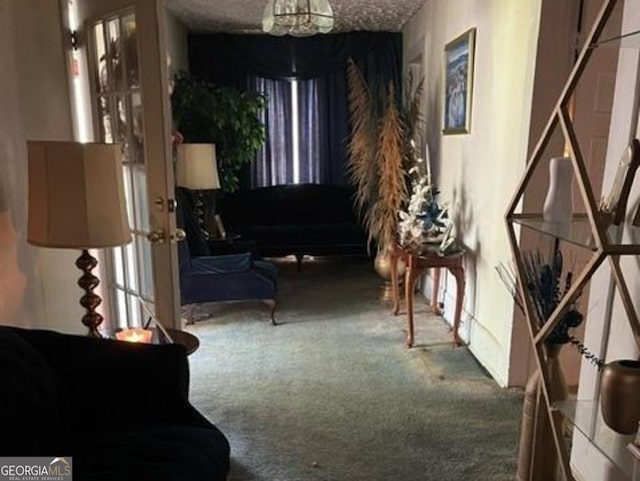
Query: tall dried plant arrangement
346 59 377 246
373 83 407 249
346 59 422 253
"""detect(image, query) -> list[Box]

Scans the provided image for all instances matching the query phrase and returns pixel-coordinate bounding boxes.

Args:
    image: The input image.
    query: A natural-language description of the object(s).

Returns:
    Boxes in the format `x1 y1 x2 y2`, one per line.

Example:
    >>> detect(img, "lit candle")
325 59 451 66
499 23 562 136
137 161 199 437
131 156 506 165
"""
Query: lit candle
115 328 153 344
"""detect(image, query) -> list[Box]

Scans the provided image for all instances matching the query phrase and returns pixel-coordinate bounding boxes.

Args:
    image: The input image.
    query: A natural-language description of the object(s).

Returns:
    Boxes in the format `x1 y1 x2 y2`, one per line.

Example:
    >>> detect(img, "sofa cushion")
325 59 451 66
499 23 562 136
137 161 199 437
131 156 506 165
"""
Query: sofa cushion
222 184 359 225
0 326 67 454
75 425 230 481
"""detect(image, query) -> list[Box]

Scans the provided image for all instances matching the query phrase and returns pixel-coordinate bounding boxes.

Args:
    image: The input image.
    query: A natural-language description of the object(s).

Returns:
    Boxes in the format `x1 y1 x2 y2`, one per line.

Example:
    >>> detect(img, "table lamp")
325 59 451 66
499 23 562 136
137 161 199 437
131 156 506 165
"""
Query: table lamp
27 141 132 337
175 143 221 239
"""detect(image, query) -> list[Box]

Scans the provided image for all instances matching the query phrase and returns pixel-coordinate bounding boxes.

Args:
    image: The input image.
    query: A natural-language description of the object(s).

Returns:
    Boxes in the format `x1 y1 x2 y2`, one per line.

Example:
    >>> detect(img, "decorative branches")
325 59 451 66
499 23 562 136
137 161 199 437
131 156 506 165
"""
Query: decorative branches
497 251 583 344
373 83 407 250
346 59 425 253
346 59 378 247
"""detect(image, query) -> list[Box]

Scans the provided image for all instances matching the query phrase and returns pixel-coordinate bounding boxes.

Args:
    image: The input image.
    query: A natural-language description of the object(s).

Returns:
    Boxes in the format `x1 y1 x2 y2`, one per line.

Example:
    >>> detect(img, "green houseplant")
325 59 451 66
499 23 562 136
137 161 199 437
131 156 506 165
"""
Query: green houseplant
171 72 266 192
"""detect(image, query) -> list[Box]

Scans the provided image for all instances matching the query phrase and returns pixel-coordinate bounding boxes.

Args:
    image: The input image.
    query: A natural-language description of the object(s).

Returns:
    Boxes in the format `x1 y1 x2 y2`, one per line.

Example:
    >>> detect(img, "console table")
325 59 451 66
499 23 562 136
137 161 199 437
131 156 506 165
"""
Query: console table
389 243 466 348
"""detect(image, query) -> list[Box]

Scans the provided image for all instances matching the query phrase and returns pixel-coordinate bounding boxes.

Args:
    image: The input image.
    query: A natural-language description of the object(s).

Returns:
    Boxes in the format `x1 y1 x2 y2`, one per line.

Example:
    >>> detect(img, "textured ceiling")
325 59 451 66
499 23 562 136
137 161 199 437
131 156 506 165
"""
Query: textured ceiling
165 0 427 34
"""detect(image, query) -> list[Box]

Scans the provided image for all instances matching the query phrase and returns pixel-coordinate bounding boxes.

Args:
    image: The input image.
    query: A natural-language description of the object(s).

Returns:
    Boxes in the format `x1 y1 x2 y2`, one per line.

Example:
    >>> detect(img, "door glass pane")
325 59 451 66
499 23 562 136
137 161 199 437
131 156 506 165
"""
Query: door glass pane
122 14 139 89
125 241 138 292
107 19 123 92
127 293 142 327
98 96 113 143
116 290 127 328
94 23 107 93
113 245 125 286
113 95 129 153
132 165 149 230
122 165 134 227
89 11 155 330
131 92 144 163
138 236 153 300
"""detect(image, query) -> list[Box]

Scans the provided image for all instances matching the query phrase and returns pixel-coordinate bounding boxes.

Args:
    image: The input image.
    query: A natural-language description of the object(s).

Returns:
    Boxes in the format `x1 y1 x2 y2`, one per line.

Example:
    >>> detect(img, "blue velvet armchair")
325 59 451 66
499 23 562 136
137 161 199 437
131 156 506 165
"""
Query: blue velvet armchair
177 188 278 325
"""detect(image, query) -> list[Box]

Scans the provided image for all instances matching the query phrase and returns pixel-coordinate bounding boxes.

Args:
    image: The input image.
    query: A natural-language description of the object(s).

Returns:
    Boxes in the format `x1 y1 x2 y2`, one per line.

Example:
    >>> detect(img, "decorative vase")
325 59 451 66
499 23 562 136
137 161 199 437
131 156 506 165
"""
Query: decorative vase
543 156 573 223
374 248 405 301
600 359 640 434
544 342 569 403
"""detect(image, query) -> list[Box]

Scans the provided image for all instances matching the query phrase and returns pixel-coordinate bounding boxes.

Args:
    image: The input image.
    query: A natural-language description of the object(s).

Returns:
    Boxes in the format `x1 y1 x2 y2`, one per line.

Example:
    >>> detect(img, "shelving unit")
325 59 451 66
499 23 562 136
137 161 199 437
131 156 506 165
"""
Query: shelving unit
505 0 640 479
554 400 637 478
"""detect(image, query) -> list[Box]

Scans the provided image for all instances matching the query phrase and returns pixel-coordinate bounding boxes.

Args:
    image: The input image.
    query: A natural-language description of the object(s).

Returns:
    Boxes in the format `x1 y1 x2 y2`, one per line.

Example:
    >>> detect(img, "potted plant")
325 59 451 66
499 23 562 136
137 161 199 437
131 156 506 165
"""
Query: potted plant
346 59 423 293
170 72 266 192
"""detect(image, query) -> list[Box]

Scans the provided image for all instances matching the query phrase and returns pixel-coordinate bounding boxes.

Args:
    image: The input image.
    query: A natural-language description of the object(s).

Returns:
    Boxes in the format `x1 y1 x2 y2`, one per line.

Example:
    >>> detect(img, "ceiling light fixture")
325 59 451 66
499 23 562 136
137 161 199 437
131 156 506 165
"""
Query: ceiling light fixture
262 0 334 37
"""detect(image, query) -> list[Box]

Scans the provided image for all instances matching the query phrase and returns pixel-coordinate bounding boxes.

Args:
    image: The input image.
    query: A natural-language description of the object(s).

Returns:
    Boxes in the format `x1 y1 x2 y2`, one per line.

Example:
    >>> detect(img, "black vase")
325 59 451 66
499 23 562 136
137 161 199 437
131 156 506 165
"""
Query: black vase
600 359 640 435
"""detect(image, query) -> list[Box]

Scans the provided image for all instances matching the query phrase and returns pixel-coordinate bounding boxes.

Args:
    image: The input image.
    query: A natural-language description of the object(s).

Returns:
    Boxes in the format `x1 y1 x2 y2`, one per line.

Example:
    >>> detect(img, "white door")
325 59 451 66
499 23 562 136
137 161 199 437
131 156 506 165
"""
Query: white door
65 0 181 330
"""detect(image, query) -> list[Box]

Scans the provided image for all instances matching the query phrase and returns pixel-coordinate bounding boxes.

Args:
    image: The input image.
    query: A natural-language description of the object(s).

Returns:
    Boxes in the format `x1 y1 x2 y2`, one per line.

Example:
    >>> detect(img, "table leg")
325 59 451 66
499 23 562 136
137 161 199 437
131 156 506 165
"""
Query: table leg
405 256 419 348
450 266 465 347
431 267 442 315
390 247 400 315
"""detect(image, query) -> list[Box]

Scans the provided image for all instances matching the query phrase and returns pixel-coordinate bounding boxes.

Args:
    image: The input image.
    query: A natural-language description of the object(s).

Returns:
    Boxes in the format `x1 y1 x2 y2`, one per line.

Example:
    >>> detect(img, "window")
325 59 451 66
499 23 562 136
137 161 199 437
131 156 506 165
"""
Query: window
252 76 320 187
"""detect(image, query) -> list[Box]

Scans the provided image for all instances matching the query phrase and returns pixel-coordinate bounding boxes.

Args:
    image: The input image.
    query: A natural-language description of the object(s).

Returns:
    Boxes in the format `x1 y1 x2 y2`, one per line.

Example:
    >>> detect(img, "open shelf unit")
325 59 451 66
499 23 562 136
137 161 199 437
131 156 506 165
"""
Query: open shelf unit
505 1 640 479
554 399 637 478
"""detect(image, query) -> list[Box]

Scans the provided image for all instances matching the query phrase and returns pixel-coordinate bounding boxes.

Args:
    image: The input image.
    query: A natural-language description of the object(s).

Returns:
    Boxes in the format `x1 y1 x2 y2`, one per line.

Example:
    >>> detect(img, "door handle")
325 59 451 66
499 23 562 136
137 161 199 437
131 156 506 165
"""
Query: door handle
147 228 186 244
153 197 177 213
172 229 186 242
147 229 166 244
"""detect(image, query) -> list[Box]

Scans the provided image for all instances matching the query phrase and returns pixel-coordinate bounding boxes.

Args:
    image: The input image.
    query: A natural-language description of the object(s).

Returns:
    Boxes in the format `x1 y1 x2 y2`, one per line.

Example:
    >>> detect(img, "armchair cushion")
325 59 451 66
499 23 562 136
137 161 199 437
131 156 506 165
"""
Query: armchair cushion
191 253 253 274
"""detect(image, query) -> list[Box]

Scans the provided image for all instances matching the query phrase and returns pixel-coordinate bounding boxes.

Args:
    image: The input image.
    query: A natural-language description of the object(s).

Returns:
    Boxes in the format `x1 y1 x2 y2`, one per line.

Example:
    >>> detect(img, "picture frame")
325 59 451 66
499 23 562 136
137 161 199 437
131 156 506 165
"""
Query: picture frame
443 28 476 135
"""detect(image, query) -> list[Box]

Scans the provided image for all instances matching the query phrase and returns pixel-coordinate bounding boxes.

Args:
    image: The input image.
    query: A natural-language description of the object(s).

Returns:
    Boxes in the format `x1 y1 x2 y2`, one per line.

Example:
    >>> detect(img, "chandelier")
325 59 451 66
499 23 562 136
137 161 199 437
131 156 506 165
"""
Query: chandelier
262 0 334 37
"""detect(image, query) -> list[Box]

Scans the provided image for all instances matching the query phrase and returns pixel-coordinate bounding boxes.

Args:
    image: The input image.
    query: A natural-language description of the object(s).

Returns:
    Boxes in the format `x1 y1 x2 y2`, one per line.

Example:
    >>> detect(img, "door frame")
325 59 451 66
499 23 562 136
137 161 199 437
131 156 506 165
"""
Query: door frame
62 0 181 329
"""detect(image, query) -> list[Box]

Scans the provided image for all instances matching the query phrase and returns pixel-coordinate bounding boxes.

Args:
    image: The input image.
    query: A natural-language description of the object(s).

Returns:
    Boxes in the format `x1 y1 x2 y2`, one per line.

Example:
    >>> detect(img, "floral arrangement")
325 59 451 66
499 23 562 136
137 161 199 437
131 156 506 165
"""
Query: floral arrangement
496 250 583 344
397 140 454 253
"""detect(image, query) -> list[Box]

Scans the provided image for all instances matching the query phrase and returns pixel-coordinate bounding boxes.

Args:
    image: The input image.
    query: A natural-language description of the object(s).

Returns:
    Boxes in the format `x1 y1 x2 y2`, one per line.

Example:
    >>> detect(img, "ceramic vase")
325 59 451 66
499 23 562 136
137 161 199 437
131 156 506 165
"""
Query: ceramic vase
545 342 568 403
543 156 573 223
600 359 640 434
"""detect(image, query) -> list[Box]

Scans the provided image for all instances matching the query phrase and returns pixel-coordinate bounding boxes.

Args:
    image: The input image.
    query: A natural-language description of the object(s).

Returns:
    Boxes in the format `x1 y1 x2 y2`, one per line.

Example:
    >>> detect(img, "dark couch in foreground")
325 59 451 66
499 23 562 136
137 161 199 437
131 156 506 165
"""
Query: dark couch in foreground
220 183 369 267
0 326 230 481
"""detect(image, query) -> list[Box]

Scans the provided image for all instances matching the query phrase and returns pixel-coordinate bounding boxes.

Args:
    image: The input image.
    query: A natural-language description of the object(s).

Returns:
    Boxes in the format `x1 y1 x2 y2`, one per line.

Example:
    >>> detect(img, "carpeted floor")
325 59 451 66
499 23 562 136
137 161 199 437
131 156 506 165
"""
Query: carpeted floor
187 257 522 481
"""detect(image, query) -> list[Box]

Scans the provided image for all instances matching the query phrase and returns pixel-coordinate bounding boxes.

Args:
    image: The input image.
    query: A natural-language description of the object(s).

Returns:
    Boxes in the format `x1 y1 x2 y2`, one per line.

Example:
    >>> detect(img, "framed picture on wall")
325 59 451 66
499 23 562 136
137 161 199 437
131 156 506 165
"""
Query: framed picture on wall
443 28 476 135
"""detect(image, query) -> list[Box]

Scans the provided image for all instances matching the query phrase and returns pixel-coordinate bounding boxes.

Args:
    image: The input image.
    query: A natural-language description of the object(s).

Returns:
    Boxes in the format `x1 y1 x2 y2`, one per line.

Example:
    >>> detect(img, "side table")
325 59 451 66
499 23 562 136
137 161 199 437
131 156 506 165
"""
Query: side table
390 243 466 348
154 327 200 356
107 327 200 356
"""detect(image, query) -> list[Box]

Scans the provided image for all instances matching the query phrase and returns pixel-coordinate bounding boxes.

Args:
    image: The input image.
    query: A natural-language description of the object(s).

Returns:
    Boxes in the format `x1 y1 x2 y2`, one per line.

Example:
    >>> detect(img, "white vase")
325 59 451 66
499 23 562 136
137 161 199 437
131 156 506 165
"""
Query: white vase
543 156 573 223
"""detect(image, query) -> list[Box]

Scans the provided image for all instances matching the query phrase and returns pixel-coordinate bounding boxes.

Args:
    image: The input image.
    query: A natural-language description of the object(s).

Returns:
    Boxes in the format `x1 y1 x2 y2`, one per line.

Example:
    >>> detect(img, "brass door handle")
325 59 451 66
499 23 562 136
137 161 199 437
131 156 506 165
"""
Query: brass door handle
147 229 166 244
147 228 186 244
172 229 186 242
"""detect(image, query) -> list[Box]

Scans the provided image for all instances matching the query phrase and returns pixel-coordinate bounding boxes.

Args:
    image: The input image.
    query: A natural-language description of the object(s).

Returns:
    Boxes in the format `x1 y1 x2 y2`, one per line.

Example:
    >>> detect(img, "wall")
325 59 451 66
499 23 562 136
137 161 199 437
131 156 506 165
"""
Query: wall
403 0 542 385
165 11 188 78
0 0 81 333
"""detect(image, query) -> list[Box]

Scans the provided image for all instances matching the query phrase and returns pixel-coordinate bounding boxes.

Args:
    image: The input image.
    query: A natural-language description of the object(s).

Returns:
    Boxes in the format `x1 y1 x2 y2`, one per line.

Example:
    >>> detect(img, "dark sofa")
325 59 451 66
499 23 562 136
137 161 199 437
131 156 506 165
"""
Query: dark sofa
0 326 230 481
220 183 368 266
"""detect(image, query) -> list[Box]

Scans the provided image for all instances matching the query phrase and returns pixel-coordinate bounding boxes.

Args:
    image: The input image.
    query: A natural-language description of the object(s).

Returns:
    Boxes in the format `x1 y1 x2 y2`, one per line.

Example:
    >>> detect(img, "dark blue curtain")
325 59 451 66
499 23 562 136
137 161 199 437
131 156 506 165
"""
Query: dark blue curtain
316 71 349 185
188 32 402 187
297 78 321 184
251 77 294 186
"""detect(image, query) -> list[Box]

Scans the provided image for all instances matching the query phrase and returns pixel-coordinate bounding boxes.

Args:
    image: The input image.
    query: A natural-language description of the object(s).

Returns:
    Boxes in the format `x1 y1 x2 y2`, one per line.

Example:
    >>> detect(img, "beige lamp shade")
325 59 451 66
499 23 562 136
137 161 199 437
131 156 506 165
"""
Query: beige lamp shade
175 143 221 190
27 141 132 249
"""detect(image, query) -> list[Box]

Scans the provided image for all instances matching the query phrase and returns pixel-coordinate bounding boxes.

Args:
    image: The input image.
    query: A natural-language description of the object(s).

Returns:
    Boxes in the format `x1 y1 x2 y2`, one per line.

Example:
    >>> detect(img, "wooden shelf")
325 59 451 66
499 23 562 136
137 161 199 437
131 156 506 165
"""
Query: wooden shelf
505 1 640 479
554 399 637 478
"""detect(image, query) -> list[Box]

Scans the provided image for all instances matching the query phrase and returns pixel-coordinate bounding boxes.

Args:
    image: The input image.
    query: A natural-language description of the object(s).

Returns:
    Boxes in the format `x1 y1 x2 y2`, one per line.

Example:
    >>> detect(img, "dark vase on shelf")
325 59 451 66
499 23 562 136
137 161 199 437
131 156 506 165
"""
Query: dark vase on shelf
600 359 640 434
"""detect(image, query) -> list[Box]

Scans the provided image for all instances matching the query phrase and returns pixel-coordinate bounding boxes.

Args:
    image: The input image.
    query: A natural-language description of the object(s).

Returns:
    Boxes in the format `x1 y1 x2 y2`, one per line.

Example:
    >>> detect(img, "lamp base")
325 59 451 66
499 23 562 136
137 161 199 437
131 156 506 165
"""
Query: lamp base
76 249 104 337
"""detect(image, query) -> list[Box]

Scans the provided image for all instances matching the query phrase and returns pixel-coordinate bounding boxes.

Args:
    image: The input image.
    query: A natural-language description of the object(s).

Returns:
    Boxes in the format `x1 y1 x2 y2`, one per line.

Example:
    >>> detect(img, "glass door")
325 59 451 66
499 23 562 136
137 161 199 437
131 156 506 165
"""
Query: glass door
71 0 181 330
